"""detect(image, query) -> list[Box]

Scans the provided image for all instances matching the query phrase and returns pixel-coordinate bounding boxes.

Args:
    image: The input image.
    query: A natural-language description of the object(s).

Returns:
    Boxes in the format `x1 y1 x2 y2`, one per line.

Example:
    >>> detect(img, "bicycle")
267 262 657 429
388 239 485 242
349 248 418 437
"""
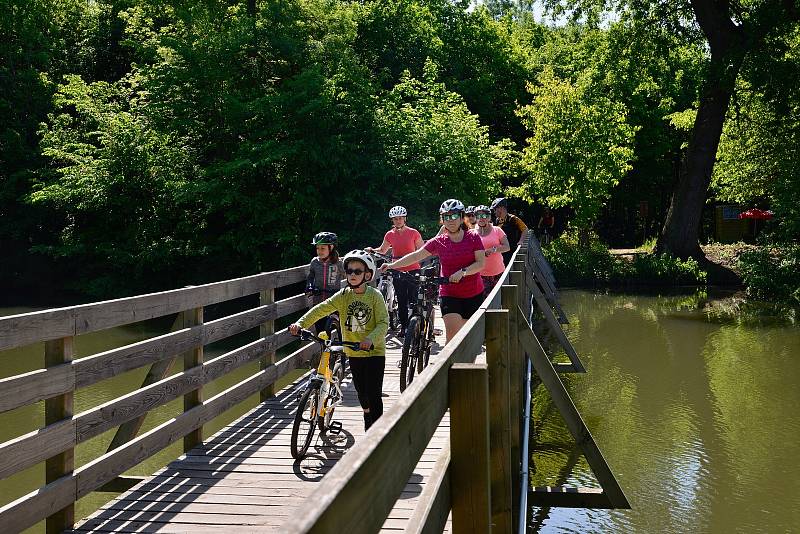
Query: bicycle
289 328 364 459
389 260 448 392
539 226 553 246
370 251 399 332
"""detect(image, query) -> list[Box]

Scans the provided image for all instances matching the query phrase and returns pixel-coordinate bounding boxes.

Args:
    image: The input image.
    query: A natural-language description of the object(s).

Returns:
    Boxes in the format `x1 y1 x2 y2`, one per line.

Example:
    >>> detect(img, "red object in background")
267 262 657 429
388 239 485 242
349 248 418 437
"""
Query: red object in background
738 208 774 220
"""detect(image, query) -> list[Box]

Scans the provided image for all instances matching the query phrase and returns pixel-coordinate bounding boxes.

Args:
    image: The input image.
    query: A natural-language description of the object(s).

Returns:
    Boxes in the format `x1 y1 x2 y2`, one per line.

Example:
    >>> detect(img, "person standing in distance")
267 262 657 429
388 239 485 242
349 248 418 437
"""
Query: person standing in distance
490 197 528 266
366 206 423 338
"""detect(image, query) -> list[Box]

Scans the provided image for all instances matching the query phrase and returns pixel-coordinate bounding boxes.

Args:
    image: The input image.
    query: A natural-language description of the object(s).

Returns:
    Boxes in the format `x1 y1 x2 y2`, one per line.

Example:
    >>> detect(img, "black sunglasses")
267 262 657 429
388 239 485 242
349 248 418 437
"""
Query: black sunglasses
345 268 365 275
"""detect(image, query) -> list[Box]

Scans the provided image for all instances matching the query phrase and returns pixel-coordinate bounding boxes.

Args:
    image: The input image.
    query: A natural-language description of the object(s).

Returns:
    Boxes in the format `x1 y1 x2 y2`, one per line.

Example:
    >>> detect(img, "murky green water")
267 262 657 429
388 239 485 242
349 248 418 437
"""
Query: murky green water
531 290 800 533
0 305 306 533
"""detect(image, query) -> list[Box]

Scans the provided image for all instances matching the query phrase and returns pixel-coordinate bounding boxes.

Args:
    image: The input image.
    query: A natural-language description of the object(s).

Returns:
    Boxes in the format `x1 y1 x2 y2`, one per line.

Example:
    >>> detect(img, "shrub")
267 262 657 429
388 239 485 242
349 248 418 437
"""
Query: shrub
738 245 800 304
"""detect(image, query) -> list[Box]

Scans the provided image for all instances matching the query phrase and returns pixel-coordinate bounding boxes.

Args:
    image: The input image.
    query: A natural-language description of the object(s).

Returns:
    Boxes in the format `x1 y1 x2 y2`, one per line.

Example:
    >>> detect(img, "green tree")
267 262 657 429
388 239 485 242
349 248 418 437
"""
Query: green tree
515 67 636 236
542 0 800 259
374 59 507 232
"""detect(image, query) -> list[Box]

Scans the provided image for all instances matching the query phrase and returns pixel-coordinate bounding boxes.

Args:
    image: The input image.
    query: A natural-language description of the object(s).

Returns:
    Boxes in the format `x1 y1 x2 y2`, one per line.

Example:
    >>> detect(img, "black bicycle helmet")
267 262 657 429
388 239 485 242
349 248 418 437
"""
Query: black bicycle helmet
311 231 338 245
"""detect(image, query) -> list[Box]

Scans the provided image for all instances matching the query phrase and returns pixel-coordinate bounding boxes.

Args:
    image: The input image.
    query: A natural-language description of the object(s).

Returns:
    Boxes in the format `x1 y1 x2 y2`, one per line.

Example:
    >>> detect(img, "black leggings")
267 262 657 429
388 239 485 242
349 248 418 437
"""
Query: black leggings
393 269 419 329
348 356 385 430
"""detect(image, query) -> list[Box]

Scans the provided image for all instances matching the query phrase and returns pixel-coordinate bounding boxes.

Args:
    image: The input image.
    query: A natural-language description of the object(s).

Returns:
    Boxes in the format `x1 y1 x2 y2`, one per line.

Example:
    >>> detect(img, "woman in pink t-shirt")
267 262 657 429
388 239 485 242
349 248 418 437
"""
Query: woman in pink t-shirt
474 205 510 296
380 199 485 342
366 205 424 336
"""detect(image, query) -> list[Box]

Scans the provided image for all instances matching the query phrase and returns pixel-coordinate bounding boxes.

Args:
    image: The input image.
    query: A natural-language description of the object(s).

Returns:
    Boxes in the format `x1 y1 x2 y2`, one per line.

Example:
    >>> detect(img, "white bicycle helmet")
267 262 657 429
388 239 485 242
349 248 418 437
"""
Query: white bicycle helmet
465 205 476 215
342 249 377 279
388 205 408 218
439 198 465 214
475 204 490 214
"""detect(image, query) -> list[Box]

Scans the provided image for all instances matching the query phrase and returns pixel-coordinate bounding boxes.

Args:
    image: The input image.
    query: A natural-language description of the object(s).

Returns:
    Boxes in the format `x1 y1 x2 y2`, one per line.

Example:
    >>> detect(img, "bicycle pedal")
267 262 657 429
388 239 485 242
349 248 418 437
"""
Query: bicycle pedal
396 360 402 369
327 421 343 435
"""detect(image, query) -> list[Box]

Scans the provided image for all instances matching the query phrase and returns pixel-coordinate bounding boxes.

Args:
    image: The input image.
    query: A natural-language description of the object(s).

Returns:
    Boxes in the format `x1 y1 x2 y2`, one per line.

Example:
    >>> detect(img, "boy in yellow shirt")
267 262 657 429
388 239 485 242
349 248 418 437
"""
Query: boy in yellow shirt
290 250 388 431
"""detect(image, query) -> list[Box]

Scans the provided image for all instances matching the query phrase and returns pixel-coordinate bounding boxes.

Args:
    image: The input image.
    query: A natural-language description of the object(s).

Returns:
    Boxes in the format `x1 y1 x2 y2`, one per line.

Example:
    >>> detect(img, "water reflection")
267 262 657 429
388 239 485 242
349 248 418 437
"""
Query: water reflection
531 290 800 533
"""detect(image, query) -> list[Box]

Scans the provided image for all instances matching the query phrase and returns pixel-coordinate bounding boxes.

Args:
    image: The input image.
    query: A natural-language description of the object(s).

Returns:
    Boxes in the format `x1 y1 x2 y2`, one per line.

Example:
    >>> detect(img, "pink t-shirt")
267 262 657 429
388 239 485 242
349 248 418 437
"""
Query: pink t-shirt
423 230 485 298
477 226 507 277
385 227 422 271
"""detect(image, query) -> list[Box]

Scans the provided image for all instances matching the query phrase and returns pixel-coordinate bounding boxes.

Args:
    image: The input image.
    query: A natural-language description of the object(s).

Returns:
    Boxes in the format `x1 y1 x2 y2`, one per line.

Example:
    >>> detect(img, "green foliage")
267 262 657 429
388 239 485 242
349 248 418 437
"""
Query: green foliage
738 246 800 304
544 232 707 287
374 59 505 234
515 67 636 229
32 75 201 295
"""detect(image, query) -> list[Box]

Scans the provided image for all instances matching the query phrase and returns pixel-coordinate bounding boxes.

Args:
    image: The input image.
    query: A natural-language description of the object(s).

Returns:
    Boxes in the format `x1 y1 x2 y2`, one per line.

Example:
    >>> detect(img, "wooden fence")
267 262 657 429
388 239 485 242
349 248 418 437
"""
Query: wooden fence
0 266 315 533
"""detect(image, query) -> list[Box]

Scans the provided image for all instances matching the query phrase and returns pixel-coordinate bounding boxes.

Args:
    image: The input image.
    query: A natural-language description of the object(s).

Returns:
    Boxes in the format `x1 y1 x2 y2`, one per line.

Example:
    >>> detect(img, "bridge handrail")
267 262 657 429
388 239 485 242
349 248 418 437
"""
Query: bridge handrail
0 264 312 533
0 265 306 352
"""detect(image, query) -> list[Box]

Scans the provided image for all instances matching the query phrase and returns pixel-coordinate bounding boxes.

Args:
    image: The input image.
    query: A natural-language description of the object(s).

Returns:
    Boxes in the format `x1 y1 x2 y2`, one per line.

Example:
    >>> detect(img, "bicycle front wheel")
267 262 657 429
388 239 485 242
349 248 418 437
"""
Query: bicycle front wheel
400 316 421 392
291 387 318 459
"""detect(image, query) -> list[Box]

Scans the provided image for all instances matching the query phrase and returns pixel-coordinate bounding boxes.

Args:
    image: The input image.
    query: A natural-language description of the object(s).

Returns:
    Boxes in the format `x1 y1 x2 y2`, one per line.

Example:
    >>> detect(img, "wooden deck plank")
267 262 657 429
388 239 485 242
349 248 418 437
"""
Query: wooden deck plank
75 313 455 533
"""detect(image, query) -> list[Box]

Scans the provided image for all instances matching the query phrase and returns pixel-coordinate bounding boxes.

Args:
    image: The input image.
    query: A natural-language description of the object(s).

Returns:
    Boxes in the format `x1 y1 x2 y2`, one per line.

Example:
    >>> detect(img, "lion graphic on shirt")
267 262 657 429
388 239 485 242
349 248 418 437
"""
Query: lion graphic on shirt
345 301 372 333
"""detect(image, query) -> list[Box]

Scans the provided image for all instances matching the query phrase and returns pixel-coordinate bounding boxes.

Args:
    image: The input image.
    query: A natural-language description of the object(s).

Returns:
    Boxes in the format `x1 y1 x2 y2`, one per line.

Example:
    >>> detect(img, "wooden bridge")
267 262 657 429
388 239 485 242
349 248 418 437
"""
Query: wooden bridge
0 234 628 533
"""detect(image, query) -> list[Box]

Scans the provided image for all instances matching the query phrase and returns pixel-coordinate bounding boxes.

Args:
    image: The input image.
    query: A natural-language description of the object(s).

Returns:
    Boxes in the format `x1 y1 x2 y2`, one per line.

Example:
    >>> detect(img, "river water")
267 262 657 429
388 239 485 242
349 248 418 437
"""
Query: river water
0 305 305 533
531 290 800 533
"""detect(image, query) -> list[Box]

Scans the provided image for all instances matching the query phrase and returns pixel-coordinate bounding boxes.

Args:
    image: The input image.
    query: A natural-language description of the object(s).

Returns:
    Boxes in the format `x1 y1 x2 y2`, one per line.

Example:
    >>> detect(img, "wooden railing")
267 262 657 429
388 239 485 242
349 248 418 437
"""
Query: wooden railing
0 266 315 533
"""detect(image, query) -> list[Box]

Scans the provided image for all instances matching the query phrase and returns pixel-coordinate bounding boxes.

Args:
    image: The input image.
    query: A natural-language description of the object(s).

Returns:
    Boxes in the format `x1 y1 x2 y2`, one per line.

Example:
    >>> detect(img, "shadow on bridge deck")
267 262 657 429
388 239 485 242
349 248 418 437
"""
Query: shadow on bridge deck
73 316 452 533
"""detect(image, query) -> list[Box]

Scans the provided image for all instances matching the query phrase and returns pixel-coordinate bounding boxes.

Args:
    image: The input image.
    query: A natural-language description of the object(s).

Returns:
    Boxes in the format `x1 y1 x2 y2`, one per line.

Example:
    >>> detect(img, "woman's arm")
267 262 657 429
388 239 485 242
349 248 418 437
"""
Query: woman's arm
366 238 391 254
487 234 511 256
386 247 432 270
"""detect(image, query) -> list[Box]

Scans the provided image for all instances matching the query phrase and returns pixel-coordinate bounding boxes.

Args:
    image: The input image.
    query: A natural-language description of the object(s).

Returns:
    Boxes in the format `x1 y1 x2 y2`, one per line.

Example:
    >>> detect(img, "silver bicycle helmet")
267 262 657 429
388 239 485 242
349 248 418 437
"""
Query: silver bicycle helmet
439 198 465 214
388 206 408 218
342 249 377 279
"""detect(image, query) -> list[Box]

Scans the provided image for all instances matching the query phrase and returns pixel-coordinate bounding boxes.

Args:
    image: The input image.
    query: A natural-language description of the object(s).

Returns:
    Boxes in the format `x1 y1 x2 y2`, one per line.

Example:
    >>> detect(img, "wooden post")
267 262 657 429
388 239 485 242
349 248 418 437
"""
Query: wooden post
485 310 513 533
183 307 204 452
260 287 276 401
44 336 74 534
501 283 522 525
449 363 491 533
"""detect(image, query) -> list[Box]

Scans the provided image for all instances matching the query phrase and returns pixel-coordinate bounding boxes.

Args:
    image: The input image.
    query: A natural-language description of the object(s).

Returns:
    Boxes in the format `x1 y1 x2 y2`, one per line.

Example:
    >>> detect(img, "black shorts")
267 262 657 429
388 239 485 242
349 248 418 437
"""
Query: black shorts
440 293 483 320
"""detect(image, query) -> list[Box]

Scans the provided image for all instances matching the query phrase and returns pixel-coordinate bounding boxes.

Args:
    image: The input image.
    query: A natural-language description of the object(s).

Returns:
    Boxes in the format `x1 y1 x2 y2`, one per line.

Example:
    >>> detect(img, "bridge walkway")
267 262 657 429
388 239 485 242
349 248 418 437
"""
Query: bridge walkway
73 316 452 533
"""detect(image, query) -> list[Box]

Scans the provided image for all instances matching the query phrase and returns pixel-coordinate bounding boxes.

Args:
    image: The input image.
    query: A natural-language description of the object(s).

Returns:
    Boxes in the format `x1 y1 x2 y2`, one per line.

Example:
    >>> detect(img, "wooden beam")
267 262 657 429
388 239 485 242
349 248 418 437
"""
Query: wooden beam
44 336 74 534
0 364 73 414
485 310 513 533
528 275 585 373
501 284 522 526
106 311 186 453
529 486 613 508
0 265 306 352
517 312 629 509
450 363 491 534
183 307 204 452
260 287 276 401
404 444 451 534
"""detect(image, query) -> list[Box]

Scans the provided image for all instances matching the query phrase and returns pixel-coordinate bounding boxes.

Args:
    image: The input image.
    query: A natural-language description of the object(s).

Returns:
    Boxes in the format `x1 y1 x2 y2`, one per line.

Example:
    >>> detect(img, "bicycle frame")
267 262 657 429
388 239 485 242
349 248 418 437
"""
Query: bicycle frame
313 348 344 420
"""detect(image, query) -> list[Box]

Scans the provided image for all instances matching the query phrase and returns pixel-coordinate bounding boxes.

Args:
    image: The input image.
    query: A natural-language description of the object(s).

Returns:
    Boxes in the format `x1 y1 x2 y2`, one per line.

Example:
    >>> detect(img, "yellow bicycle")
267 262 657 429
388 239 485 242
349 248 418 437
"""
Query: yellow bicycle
290 329 363 459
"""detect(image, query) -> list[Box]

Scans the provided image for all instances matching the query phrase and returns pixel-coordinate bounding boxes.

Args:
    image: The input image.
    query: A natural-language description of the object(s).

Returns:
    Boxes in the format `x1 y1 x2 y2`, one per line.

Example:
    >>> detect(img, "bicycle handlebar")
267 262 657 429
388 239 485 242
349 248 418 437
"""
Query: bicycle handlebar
386 269 449 285
292 328 371 350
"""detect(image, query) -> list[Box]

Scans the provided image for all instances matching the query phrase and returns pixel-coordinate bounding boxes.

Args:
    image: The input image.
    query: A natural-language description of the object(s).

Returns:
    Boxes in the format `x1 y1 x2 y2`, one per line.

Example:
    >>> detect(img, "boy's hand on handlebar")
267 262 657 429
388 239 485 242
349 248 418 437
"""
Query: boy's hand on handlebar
359 340 374 351
288 324 301 336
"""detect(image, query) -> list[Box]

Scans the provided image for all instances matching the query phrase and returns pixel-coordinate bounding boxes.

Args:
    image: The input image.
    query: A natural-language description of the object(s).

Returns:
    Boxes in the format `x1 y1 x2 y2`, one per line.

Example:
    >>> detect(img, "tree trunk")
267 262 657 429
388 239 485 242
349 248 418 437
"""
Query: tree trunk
658 0 746 259
658 52 743 259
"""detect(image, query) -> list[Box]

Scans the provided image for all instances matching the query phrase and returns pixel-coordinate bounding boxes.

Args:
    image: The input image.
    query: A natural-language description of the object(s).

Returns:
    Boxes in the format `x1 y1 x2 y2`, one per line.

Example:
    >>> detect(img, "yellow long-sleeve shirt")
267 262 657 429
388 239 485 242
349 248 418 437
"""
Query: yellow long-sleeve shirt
296 286 388 357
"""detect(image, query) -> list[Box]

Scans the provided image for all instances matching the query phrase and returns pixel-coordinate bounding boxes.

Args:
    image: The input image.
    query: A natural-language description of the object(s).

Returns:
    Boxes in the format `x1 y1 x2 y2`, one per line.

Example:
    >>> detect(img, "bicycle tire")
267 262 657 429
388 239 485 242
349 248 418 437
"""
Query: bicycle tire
400 316 421 392
291 387 318 459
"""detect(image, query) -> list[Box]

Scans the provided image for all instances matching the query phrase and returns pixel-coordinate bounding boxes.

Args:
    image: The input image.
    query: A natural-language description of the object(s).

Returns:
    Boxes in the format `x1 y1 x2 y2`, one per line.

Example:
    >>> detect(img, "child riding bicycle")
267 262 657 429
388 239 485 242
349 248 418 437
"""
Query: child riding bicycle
290 250 388 431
